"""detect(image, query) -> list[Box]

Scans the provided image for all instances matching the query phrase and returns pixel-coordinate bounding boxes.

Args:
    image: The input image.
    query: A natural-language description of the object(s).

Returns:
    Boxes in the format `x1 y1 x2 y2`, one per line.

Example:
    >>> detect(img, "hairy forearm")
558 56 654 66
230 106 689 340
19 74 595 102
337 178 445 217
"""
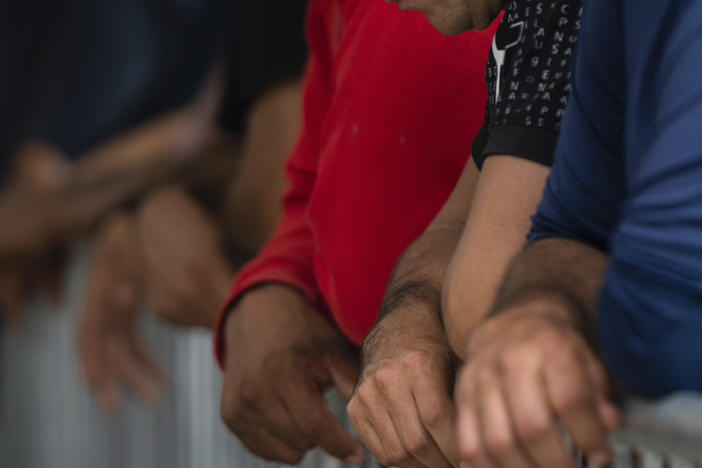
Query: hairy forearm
492 236 609 338
361 225 463 369
383 224 464 319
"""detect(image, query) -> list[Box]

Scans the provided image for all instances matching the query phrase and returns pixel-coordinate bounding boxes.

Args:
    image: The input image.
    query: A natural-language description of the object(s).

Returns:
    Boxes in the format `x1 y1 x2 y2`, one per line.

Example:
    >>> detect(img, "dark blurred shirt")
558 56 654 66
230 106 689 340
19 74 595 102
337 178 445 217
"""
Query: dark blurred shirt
0 0 308 184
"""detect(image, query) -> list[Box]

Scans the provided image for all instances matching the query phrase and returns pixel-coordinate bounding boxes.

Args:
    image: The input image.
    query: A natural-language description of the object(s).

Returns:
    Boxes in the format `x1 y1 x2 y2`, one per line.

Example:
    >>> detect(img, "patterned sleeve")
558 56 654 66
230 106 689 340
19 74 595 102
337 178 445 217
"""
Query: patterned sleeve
472 0 582 169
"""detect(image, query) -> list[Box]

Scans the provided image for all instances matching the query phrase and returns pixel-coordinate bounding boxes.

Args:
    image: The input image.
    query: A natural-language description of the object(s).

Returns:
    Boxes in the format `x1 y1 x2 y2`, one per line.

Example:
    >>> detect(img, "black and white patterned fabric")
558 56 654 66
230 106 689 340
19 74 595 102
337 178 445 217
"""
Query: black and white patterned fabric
471 0 583 169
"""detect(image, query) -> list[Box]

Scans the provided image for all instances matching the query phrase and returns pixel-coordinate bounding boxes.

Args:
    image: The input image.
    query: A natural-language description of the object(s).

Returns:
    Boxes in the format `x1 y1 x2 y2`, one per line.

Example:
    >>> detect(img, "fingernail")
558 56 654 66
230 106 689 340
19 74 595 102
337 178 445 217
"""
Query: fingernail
460 461 473 468
589 450 611 465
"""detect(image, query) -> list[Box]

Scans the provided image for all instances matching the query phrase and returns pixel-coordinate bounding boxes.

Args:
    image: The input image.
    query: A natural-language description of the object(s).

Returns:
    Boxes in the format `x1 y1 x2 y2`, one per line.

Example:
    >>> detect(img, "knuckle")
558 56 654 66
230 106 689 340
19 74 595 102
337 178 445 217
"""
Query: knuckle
484 429 514 456
515 414 550 443
354 382 374 405
238 380 260 407
404 432 430 457
552 388 587 415
498 347 526 372
461 440 485 463
402 350 431 369
346 398 361 421
373 367 397 394
419 402 448 430
385 445 411 466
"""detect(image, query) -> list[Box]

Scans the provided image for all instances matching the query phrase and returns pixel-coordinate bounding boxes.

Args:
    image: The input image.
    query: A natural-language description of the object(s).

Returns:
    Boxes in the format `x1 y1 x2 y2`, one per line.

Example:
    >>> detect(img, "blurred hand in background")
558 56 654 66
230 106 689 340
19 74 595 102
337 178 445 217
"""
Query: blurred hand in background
78 211 168 414
136 185 232 329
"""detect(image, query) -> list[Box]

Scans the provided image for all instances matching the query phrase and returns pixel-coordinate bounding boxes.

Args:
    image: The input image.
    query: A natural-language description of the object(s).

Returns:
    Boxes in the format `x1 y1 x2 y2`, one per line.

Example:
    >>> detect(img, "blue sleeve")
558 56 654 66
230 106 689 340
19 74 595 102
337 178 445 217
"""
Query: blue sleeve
598 0 702 397
527 0 626 253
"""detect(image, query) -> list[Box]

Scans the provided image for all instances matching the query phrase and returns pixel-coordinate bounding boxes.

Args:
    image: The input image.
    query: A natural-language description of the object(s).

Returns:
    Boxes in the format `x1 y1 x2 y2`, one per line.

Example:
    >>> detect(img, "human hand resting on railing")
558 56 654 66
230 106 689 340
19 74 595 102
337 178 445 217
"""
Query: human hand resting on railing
454 298 621 468
78 212 169 413
220 284 365 465
348 303 459 468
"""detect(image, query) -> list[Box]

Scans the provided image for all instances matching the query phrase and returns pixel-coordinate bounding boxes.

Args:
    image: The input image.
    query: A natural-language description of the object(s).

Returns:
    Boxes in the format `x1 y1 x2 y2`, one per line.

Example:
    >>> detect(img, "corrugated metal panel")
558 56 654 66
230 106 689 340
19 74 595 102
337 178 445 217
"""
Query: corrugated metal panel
1 250 379 468
5 250 702 468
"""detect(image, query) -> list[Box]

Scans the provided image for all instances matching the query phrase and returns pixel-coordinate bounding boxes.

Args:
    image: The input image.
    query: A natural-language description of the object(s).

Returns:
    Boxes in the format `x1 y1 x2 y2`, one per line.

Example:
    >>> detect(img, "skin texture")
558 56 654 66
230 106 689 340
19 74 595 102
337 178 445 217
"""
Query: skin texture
454 238 622 467
220 284 365 466
135 186 232 329
387 0 504 34
78 212 168 413
224 78 303 260
348 159 479 468
350 155 548 467
442 155 549 359
76 78 300 412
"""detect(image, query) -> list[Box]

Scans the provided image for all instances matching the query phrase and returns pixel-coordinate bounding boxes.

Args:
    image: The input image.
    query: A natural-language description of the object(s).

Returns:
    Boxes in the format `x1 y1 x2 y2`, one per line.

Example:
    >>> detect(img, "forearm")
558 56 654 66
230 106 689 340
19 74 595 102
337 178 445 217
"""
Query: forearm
224 78 303 259
363 225 463 363
442 155 549 359
493 236 609 337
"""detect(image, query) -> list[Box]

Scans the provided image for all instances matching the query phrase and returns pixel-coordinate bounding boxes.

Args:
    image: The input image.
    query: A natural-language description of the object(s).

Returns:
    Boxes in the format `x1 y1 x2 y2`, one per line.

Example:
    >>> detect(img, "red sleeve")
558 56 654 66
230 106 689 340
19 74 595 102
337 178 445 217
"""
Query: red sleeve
214 0 334 367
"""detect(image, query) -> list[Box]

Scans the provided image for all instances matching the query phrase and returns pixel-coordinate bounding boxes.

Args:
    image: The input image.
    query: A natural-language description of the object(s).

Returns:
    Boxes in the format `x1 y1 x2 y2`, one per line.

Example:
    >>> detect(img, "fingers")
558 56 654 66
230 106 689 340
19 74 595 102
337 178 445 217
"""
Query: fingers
543 348 612 464
388 397 453 468
476 374 534 468
349 392 424 468
326 348 361 402
349 372 455 467
221 380 312 464
456 317 619 468
108 340 162 402
414 379 460 466
456 376 503 468
500 362 577 468
237 424 307 465
80 338 120 413
287 372 365 464
132 342 171 385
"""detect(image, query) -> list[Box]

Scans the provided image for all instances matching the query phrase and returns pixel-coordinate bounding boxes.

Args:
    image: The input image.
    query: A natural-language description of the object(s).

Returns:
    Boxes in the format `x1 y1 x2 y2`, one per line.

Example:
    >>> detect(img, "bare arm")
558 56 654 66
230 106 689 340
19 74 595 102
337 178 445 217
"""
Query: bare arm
378 158 479 326
348 161 477 468
442 154 549 358
224 78 303 261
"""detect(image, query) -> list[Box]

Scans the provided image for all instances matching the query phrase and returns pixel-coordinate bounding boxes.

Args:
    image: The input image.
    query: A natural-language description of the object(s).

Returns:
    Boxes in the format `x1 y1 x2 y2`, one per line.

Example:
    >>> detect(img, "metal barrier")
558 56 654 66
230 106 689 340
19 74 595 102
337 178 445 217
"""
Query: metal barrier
1 250 380 468
608 394 702 468
2 251 701 468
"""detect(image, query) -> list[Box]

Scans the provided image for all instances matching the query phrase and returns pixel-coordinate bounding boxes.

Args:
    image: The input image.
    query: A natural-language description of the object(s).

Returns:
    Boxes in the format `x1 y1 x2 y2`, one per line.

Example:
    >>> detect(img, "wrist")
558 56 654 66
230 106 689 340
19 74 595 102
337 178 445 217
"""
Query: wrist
490 289 595 345
362 303 451 365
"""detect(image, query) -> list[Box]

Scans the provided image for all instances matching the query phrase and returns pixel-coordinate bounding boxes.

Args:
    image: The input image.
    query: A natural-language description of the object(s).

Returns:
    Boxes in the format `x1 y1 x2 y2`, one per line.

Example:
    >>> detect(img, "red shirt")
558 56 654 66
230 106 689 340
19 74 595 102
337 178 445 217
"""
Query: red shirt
216 0 497 363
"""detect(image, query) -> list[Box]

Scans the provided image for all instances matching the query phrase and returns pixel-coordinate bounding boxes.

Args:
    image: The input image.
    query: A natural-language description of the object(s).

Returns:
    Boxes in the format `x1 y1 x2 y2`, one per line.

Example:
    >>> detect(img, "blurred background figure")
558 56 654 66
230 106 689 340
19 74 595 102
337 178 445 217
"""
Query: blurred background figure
0 1 367 467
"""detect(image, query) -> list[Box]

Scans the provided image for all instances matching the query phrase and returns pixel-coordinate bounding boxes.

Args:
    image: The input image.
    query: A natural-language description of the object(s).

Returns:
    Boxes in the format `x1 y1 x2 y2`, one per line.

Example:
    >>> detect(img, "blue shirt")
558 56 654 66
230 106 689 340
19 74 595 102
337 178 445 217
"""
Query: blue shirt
529 0 702 397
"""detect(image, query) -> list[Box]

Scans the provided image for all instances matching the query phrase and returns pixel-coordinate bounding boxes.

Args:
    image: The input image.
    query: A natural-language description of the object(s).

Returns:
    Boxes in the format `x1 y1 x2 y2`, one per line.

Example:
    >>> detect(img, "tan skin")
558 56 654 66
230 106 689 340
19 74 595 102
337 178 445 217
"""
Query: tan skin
0 72 223 322
348 156 550 468
77 79 301 413
220 284 365 466
135 186 233 329
78 212 168 413
385 0 504 34
454 239 621 468
379 2 621 466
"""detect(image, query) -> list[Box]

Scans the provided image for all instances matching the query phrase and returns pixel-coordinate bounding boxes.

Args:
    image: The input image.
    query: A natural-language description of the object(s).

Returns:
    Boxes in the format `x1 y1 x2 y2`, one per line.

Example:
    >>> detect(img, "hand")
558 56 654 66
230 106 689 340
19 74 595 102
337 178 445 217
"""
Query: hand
220 284 365 465
348 306 459 468
135 186 232 328
455 300 620 468
78 212 168 413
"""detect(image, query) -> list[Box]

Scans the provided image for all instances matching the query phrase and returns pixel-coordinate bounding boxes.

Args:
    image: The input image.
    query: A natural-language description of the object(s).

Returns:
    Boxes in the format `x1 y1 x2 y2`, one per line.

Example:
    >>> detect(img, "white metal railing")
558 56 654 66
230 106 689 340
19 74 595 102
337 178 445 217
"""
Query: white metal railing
607 394 702 468
2 252 701 468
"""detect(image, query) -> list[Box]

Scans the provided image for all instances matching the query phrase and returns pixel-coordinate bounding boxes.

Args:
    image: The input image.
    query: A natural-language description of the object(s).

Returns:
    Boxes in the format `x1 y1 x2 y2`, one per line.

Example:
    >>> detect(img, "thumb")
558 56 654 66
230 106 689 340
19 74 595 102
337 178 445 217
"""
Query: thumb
325 347 360 402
